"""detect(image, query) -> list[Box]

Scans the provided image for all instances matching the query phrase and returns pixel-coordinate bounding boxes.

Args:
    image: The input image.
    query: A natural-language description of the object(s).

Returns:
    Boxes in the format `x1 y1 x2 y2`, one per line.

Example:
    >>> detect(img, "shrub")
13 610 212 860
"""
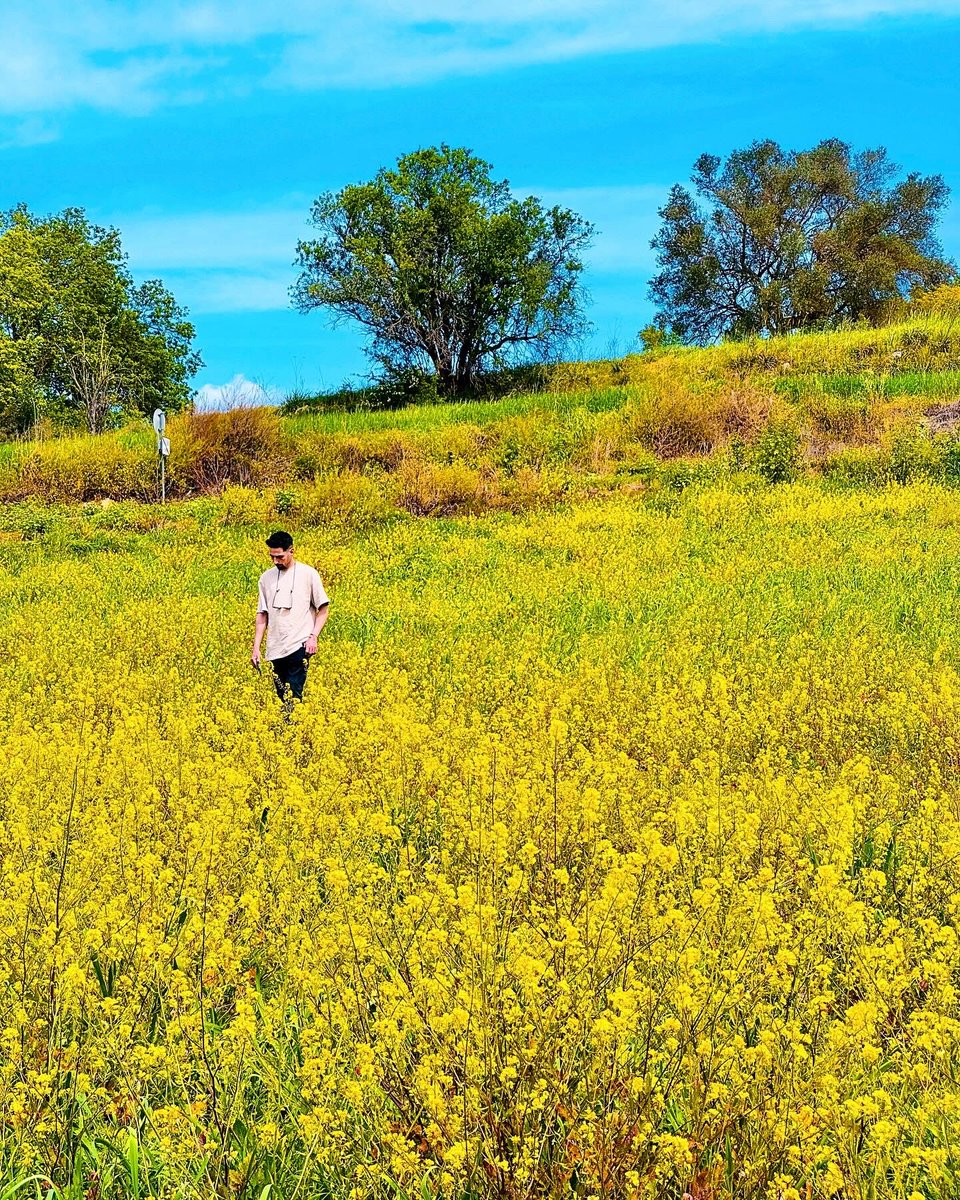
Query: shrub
820 446 892 488
476 362 549 396
0 500 66 539
295 474 392 526
2 436 157 503
911 284 960 319
372 364 442 408
939 436 960 485
435 423 489 465
392 461 494 516
168 406 292 494
800 388 872 438
611 440 659 480
219 485 276 526
545 356 646 391
658 456 733 493
493 414 588 473
752 422 802 483
279 382 379 415
576 410 625 473
294 430 416 476
621 379 731 458
499 466 570 510
275 486 297 516
889 424 938 484
84 499 171 532
718 382 772 439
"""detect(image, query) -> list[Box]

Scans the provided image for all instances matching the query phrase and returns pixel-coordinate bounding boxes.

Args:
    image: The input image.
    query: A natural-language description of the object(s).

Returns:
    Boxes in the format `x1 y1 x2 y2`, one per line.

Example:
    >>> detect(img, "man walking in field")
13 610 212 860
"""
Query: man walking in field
252 531 330 703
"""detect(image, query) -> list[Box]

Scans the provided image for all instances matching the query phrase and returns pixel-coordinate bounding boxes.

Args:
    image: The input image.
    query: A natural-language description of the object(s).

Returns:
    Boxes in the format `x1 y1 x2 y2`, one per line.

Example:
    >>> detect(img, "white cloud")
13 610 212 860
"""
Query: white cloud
174 271 295 314
3 0 959 115
117 205 315 314
120 206 311 270
193 373 283 410
0 115 60 149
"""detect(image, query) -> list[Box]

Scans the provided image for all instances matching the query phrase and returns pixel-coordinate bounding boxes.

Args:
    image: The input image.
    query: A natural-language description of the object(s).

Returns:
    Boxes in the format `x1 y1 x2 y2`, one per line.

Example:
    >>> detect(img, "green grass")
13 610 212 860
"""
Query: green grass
776 369 960 402
281 386 629 436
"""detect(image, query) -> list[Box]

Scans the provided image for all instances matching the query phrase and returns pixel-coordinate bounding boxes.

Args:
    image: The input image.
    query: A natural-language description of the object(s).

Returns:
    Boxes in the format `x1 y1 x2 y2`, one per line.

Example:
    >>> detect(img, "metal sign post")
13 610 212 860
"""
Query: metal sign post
153 409 169 504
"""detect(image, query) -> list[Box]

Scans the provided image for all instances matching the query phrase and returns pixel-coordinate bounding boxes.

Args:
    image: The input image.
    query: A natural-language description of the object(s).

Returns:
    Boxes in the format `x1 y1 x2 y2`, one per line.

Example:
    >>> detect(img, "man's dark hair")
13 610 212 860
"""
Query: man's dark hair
265 531 294 550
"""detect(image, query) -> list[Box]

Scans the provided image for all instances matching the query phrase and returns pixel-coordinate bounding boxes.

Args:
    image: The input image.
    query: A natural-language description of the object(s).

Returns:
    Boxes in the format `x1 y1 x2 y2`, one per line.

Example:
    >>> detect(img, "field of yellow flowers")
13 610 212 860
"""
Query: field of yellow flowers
2 481 960 1199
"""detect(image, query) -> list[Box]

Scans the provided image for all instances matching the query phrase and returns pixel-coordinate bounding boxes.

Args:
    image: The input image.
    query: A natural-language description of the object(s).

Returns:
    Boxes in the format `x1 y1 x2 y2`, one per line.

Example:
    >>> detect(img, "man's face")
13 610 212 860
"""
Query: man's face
268 545 294 571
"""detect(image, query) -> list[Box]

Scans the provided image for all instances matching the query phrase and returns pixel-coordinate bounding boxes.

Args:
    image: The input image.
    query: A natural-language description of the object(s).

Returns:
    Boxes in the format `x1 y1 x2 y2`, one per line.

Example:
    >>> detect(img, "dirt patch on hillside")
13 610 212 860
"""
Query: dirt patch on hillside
926 401 960 434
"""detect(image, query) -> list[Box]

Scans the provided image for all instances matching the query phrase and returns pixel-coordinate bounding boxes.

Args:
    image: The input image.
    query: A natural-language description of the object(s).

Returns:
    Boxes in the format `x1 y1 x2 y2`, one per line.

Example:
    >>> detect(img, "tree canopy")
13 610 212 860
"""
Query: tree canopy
0 206 202 433
649 139 954 344
293 145 594 397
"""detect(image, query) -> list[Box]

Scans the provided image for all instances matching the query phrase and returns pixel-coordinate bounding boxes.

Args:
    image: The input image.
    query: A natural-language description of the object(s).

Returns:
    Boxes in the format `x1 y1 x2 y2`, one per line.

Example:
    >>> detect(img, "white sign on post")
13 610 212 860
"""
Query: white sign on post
153 410 168 503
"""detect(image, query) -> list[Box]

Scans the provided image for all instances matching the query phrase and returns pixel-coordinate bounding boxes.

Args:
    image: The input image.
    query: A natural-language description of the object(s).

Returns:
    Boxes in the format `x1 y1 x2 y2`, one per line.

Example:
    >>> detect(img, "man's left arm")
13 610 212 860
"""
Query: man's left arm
305 600 330 656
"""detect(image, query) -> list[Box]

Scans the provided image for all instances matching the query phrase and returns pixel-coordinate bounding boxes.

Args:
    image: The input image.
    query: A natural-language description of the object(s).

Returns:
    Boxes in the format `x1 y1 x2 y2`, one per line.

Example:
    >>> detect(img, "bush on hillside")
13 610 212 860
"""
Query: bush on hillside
546 357 645 392
620 378 770 458
657 456 734 493
392 461 495 516
499 465 571 510
800 389 872 439
752 422 802 483
493 413 590 473
218 485 276 526
168 406 292 494
912 284 960 319
434 422 490 465
889 425 940 484
294 430 416 476
295 474 392 526
820 445 893 488
822 432 960 489
2 438 156 503
280 382 380 415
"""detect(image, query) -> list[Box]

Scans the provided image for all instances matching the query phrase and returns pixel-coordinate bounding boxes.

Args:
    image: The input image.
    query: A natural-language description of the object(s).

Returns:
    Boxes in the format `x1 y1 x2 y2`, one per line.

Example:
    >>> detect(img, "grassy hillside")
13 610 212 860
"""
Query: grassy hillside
2 305 960 520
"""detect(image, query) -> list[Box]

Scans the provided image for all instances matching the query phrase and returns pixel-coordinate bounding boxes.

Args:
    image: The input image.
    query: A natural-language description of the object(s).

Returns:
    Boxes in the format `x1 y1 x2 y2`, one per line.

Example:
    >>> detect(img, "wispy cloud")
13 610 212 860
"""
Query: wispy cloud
4 0 959 116
117 204 312 313
116 186 668 316
119 206 312 270
121 205 310 266
0 115 60 149
167 270 296 315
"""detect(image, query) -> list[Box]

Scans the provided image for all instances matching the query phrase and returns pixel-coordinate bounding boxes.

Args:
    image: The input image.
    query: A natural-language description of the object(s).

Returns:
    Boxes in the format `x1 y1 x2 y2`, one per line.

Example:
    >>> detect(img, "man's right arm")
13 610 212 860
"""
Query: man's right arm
252 611 268 668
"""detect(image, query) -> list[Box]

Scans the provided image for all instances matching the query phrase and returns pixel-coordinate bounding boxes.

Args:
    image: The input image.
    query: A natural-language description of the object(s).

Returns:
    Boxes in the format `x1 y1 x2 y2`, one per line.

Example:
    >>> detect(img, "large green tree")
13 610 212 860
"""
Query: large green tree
293 145 593 397
649 139 954 344
0 206 202 433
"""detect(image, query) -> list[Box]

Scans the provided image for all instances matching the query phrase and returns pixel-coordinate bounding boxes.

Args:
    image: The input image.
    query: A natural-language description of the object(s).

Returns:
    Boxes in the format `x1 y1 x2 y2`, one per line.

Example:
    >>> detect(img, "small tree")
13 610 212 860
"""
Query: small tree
0 206 202 433
649 139 954 344
293 145 594 397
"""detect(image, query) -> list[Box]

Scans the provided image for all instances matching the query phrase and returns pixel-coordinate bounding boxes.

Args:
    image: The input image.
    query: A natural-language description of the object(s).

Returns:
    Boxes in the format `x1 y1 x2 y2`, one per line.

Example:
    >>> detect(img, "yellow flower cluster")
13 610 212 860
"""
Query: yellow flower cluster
1 481 960 1198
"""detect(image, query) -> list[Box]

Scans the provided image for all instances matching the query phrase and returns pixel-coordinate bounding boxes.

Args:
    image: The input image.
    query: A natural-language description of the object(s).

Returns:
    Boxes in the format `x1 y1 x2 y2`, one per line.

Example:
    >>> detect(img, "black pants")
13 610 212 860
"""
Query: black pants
270 644 309 701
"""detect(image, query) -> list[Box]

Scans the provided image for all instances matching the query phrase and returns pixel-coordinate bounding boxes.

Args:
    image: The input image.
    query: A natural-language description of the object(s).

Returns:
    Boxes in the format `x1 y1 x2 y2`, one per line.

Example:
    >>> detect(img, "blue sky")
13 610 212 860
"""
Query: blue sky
4 1 960 406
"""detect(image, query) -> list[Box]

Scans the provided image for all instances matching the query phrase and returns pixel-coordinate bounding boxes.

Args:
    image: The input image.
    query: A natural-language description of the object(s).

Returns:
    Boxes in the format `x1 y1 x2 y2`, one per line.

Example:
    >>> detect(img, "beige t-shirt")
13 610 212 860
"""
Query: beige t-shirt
257 561 329 660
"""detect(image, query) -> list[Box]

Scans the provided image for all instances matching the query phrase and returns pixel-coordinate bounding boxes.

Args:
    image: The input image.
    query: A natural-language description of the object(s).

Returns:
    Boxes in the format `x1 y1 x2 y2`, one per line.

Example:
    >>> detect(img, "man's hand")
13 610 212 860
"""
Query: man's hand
305 635 318 656
251 647 262 670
